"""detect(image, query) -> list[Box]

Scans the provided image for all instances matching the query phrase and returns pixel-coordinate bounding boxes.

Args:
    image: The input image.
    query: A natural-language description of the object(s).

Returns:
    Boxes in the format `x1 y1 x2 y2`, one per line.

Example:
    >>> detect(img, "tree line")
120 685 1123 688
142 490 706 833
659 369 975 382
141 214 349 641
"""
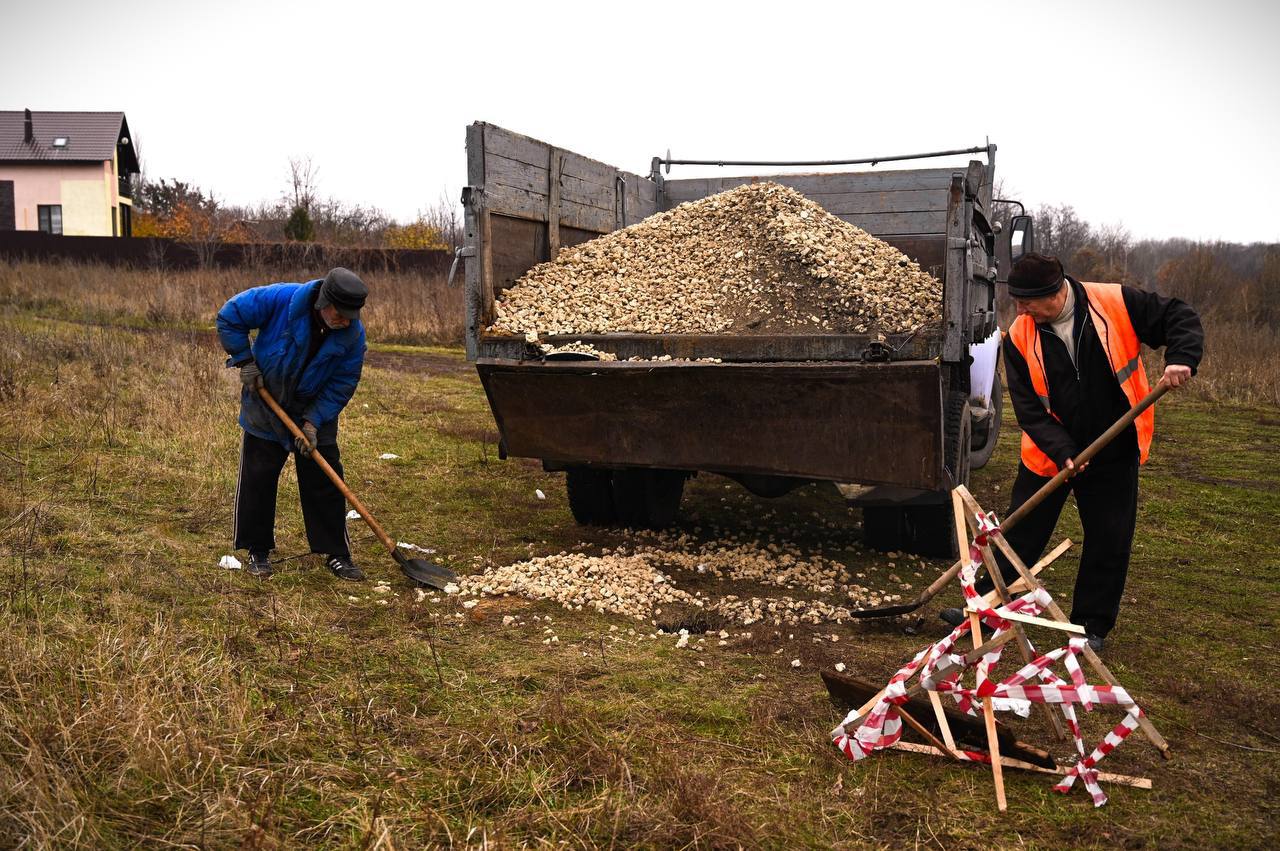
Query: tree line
1016 203 1278 329
130 157 462 253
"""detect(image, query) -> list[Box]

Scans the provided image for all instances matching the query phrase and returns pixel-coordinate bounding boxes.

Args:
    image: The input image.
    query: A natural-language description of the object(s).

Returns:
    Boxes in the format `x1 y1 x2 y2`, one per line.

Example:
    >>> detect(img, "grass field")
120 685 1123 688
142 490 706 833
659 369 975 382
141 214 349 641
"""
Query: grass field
0 274 1277 848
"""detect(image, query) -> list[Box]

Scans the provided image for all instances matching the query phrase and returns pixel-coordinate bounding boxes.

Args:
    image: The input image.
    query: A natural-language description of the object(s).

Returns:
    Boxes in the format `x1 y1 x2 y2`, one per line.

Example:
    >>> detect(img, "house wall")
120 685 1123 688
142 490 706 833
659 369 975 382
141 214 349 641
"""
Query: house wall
0 161 119 236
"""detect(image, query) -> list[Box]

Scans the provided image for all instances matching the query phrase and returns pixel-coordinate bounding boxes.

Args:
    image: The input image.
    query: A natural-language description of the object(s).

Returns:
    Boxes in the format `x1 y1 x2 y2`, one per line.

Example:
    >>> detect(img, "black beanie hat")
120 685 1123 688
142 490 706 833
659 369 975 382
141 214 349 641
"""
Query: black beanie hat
1007 253 1066 299
316 267 368 319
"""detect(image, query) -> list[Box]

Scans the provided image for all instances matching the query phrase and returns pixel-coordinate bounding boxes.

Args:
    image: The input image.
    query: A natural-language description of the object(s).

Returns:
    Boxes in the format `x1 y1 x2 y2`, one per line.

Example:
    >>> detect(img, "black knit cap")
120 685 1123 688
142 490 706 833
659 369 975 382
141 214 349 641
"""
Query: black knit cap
1007 253 1066 299
316 267 368 319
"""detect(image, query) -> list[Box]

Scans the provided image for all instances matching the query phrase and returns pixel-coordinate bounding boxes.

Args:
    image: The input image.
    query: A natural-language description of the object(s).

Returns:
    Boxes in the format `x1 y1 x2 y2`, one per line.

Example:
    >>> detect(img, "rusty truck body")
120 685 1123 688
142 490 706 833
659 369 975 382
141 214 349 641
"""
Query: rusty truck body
458 122 1024 555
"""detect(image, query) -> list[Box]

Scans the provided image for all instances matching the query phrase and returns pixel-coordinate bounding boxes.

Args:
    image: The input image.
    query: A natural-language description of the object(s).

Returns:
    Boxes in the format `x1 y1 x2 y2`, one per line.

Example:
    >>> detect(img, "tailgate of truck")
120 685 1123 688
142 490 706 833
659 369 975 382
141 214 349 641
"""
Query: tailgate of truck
476 359 944 490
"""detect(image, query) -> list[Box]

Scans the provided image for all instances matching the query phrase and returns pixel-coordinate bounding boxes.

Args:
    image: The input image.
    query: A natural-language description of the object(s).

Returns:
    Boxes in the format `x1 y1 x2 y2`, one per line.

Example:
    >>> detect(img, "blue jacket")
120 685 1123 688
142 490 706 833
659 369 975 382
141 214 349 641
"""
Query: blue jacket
217 281 367 448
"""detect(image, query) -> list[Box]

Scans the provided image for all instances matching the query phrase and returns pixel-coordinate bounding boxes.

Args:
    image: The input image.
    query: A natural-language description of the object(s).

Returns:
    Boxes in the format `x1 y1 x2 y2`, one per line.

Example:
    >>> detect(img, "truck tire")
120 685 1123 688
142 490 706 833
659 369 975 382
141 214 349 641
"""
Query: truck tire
945 392 972 489
969 371 1002 470
861 504 958 558
861 506 905 552
566 467 616 526
611 469 686 530
643 470 687 528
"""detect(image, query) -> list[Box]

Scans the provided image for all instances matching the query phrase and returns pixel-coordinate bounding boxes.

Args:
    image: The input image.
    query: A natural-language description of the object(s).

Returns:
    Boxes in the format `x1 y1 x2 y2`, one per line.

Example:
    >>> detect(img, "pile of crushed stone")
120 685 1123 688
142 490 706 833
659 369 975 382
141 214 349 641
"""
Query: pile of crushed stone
456 531 917 626
490 181 942 340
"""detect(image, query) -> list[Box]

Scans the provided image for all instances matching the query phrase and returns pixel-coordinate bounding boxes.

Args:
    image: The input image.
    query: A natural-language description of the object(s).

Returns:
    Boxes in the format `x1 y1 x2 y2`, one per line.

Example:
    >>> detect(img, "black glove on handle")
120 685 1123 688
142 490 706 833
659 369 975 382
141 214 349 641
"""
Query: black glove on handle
295 421 318 456
239 360 264 391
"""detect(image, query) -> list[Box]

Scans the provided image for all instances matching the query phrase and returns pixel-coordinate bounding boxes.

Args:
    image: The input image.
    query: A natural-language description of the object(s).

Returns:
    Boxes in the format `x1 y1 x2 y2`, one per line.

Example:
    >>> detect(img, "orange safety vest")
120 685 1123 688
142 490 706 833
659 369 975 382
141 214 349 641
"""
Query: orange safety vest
1007 281 1153 476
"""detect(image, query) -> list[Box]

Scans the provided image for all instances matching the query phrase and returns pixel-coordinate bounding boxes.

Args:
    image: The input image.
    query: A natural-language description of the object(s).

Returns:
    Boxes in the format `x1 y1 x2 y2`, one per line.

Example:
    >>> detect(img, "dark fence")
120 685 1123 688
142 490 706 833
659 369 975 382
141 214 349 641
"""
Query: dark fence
0 231 453 276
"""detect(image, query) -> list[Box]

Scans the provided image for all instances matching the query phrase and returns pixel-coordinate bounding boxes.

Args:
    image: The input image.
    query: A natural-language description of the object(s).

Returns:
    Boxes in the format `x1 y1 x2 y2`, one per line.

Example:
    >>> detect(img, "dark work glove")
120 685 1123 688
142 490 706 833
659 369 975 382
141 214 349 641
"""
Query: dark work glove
239 360 264 392
295 421 318 456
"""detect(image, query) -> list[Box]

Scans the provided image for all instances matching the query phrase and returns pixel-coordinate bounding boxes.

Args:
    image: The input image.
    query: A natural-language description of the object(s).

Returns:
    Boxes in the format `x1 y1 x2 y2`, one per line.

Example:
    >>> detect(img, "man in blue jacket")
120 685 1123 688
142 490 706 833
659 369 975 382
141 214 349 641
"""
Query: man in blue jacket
217 267 369 580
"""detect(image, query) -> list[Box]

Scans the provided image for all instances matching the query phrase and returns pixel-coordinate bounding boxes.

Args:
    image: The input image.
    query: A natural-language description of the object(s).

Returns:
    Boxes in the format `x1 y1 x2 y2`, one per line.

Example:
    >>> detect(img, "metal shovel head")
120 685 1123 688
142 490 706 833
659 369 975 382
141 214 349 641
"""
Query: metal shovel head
844 600 922 619
393 550 457 589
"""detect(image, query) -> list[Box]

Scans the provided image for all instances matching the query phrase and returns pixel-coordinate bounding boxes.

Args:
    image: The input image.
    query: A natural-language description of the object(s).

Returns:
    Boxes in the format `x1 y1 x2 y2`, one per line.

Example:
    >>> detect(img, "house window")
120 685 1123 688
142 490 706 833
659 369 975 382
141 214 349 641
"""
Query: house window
53 137 68 148
112 206 118 237
38 205 63 235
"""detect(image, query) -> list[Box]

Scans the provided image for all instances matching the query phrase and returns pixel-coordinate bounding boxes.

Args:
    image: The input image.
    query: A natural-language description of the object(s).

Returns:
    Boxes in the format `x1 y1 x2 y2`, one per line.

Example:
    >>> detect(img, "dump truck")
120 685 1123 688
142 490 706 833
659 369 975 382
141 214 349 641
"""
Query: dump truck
456 122 1035 556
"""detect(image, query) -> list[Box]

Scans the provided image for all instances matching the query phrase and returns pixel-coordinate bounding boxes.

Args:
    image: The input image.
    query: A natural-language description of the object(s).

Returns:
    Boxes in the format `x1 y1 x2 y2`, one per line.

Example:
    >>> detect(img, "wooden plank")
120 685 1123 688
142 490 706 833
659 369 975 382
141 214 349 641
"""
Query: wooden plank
977 539 1072 610
891 742 1153 789
547 149 562 259
482 123 553 169
483 183 616 233
559 201 614 234
965 606 1087 634
561 149 616 186
484 182 549 221
488 213 545 296
942 175 968 362
838 211 948 235
464 123 487 361
484 151 550 197
954 488 1006 812
807 189 951 214
560 172 617 214
481 210 494 326
927 690 958 753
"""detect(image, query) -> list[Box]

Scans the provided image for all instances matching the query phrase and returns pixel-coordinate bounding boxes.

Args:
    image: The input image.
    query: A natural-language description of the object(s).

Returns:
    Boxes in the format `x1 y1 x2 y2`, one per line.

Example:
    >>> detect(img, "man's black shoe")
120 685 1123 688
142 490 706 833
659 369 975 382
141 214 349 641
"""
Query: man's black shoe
247 552 273 578
1085 632 1105 654
327 555 366 582
939 607 966 628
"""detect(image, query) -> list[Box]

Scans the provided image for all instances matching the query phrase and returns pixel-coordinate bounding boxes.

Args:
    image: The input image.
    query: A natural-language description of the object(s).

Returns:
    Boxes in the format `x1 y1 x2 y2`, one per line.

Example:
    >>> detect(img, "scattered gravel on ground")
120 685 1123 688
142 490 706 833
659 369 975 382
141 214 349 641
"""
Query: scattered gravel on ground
490 181 942 340
456 529 909 626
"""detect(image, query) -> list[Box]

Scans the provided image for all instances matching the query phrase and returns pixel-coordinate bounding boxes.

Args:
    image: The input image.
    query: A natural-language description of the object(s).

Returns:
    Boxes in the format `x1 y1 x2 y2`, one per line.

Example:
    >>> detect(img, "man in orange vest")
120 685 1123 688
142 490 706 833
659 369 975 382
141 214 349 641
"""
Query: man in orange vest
941 253 1203 652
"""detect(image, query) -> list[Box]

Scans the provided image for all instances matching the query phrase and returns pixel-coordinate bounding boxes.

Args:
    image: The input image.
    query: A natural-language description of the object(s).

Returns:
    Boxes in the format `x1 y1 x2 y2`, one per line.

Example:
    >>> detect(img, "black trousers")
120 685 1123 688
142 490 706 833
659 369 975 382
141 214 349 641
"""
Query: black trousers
233 431 350 558
979 458 1140 637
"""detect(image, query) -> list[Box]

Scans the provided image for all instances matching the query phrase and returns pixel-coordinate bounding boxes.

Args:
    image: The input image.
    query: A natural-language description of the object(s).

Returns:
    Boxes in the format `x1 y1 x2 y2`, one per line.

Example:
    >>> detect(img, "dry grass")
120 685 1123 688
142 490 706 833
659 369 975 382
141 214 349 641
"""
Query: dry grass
1 267 1278 848
1171 316 1280 407
0 260 464 346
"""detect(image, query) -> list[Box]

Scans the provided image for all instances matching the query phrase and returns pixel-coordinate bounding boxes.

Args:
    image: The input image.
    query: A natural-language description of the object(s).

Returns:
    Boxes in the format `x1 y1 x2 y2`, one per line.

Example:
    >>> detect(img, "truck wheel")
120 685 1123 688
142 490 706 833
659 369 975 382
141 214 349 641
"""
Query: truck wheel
862 504 959 558
611 470 649 527
861 506 904 552
945 392 972 489
611 469 686 530
643 470 687 528
566 467 616 525
969 372 1002 470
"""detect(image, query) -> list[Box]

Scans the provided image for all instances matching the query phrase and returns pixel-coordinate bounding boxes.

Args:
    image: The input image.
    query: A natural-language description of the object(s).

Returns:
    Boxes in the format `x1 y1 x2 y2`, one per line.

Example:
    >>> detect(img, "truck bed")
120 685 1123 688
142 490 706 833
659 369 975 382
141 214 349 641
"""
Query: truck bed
477 358 945 490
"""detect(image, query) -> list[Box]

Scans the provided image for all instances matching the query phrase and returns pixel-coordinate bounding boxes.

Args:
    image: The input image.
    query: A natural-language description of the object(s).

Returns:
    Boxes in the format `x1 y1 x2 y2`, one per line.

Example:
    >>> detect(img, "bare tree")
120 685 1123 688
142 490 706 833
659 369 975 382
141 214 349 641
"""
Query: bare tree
287 156 319 212
418 189 464 252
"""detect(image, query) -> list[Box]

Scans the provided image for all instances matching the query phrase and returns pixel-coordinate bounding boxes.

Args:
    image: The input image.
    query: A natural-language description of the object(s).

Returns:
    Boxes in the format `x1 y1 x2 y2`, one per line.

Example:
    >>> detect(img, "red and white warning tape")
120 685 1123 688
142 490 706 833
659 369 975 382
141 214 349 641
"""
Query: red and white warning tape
832 511 1145 807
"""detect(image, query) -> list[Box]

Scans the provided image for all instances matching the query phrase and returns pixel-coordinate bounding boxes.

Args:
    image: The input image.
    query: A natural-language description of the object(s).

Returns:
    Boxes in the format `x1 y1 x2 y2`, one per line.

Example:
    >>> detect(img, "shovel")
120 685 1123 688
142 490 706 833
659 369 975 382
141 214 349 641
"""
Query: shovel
257 387 458 589
846 380 1171 619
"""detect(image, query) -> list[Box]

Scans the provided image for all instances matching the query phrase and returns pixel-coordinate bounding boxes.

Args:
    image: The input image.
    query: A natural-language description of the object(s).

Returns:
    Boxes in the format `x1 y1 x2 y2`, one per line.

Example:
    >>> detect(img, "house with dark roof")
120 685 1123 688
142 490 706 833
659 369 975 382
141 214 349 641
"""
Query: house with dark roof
0 109 140 236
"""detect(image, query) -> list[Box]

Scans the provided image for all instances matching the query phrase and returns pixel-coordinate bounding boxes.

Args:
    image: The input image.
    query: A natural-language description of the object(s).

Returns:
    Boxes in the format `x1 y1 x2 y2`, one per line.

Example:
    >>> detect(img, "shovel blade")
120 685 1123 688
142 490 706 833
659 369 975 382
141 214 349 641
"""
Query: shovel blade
844 601 922 619
395 553 458 589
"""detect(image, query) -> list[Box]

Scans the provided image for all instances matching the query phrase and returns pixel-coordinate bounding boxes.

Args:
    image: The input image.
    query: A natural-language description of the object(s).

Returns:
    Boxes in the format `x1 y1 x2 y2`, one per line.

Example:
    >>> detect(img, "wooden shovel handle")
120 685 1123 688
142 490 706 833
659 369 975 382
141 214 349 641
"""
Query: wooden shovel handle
867 380 1171 613
1002 380 1170 531
256 387 397 554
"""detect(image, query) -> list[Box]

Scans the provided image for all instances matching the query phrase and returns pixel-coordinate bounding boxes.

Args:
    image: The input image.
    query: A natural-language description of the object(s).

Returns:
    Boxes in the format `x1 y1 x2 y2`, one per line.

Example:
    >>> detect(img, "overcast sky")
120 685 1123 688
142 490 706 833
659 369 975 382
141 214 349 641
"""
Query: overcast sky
6 0 1278 243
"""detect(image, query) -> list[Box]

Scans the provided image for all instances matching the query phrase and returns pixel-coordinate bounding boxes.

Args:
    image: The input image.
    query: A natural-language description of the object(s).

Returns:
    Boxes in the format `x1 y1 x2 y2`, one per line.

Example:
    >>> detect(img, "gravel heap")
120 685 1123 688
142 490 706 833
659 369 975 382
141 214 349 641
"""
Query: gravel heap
490 181 942 339
456 532 911 626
